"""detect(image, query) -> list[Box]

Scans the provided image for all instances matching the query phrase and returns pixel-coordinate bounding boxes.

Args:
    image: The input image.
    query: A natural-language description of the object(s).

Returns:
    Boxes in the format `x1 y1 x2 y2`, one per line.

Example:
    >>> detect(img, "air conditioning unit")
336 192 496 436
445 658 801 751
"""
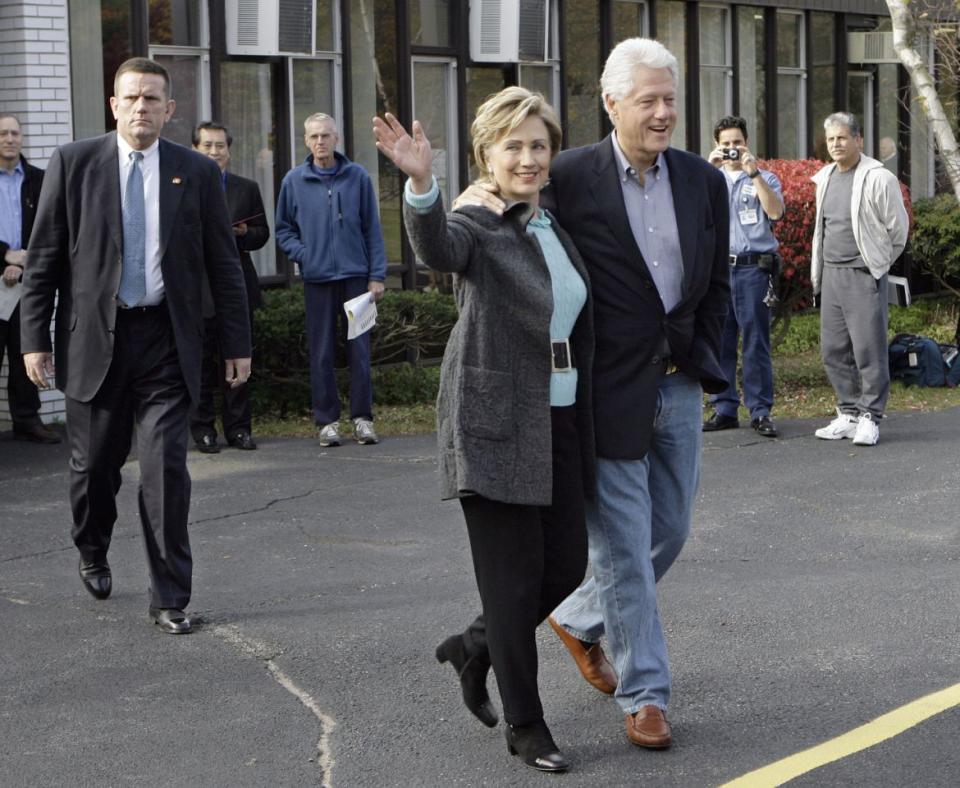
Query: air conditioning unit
847 31 898 64
470 0 550 63
226 0 315 56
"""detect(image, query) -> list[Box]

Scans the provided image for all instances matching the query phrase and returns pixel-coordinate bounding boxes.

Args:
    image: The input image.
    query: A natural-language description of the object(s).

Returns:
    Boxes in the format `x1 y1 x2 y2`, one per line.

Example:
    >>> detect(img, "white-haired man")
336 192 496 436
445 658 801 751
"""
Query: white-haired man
812 112 908 446
275 113 386 447
455 38 730 748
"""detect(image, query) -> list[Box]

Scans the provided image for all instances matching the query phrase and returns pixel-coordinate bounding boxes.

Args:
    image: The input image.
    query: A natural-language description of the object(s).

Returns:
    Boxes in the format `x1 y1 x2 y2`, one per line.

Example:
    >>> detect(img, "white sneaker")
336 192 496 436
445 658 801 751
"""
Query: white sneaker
353 417 379 445
318 422 341 447
814 409 859 440
852 412 880 446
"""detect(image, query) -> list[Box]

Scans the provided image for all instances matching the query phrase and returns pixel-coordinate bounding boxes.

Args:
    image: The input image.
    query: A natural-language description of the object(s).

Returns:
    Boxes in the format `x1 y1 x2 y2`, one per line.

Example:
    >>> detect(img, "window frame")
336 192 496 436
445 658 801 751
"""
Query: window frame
776 9 807 158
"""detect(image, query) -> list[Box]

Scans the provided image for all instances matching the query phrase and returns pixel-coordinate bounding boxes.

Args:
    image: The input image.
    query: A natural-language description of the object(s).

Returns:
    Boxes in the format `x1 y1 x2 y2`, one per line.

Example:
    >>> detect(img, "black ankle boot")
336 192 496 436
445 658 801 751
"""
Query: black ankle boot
505 719 569 772
435 634 498 728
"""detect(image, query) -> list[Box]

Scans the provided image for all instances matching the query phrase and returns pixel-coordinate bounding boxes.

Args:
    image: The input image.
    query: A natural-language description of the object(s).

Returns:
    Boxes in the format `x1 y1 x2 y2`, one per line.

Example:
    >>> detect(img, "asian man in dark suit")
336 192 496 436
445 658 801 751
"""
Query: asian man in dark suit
20 58 251 634
190 121 269 453
454 38 729 749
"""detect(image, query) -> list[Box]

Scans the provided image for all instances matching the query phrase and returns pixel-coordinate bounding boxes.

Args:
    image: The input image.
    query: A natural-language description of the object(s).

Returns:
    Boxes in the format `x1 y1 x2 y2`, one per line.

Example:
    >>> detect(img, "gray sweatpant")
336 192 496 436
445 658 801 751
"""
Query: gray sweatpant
819 265 890 417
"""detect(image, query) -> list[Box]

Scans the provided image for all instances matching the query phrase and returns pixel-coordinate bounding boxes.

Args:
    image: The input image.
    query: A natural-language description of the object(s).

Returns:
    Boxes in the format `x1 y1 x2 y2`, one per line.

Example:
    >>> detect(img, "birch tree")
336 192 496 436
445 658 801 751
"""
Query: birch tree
886 0 960 201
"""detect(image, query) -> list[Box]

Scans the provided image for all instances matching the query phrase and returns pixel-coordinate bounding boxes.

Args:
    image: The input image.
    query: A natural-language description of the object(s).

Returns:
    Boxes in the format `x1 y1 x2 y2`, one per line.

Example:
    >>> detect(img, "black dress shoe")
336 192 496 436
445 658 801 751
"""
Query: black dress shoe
505 720 570 773
79 559 112 600
435 634 498 727
227 430 257 450
195 433 220 453
751 416 779 437
13 423 62 444
149 607 193 634
703 412 740 432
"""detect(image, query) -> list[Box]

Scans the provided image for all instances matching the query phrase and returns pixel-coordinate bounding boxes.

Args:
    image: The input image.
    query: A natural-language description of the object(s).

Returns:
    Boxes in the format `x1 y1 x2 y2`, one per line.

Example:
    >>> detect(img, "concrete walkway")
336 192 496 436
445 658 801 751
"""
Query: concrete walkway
2 408 959 786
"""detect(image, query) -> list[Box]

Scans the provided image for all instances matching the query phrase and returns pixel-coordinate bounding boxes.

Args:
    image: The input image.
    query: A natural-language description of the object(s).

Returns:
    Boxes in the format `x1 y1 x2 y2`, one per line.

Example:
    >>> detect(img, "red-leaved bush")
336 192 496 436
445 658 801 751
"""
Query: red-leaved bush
757 158 912 321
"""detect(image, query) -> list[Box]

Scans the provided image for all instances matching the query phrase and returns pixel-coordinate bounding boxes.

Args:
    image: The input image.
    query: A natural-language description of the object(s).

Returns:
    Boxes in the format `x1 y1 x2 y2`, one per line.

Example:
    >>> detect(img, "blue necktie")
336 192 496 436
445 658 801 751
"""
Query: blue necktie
118 151 146 307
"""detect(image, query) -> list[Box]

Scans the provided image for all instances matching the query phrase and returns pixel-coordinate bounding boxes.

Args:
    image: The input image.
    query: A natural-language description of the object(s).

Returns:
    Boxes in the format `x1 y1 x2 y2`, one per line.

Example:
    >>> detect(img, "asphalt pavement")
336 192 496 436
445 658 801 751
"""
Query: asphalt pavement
2 407 959 787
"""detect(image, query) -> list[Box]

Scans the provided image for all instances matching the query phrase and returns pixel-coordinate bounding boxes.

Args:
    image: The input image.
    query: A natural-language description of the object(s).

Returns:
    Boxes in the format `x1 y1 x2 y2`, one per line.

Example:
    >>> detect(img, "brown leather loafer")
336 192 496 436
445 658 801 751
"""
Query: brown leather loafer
625 706 672 749
547 616 617 695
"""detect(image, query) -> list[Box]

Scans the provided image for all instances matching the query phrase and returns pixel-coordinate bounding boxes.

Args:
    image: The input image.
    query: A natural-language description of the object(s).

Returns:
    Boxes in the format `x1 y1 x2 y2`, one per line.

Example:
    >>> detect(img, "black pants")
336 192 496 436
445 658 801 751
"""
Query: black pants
459 406 588 726
0 303 42 428
190 314 253 440
67 305 193 609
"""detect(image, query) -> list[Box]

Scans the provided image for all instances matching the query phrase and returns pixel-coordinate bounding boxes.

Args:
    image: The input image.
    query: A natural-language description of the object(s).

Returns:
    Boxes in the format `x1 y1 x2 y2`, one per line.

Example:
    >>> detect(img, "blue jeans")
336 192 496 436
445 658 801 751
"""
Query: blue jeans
304 278 373 425
710 263 774 420
551 373 703 713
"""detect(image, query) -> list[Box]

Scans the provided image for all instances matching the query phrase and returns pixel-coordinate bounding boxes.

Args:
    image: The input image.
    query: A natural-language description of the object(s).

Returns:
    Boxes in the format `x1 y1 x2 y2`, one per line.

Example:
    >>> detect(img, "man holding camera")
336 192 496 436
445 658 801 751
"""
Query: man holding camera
703 115 784 437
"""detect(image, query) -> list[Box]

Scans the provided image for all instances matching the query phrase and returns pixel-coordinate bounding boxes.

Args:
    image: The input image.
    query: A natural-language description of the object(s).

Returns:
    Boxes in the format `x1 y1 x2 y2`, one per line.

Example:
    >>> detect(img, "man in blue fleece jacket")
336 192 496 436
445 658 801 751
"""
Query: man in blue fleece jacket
276 113 387 446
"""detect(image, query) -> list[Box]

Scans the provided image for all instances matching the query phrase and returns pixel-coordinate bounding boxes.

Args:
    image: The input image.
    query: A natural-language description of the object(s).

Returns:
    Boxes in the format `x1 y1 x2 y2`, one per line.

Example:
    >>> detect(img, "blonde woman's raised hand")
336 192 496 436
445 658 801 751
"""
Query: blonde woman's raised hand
373 113 434 193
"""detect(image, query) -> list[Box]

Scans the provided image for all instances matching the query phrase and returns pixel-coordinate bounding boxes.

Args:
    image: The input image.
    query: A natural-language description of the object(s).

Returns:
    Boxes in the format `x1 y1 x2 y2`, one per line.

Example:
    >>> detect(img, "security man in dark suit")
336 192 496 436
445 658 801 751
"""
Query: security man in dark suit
0 112 60 443
190 121 269 453
21 58 251 634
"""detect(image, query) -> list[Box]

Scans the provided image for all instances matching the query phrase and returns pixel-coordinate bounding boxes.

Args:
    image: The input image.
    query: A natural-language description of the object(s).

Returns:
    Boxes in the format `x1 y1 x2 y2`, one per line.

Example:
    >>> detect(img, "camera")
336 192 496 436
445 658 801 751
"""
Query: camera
721 148 740 161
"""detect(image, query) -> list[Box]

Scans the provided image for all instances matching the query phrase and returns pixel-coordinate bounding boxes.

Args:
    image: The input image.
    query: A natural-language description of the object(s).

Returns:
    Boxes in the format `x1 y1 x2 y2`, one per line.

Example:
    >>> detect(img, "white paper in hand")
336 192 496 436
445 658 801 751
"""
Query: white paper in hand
0 281 22 322
344 291 377 339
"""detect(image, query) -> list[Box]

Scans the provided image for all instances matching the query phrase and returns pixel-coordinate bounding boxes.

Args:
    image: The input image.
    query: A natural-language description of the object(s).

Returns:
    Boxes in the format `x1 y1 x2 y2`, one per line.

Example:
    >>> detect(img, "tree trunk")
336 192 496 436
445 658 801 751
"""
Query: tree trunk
887 0 960 202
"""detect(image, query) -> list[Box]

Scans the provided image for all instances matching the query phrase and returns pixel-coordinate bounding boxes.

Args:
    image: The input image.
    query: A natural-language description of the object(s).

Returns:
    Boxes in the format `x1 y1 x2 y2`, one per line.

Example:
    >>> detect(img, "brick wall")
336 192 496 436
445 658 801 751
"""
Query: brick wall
0 0 72 427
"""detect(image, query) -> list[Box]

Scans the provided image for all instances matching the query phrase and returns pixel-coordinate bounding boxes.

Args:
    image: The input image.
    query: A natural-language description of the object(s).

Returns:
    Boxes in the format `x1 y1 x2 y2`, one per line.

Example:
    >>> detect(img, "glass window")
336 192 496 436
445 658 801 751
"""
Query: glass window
847 72 873 156
466 67 507 182
810 12 835 161
655 1 686 149
736 6 766 158
878 64 899 176
412 59 458 206
148 0 204 47
69 0 107 139
519 64 559 108
410 0 450 47
699 5 732 157
316 0 336 51
563 0 602 148
100 0 133 132
776 10 805 158
291 59 336 166
350 0 402 266
612 0 648 41
153 53 205 148
220 62 279 277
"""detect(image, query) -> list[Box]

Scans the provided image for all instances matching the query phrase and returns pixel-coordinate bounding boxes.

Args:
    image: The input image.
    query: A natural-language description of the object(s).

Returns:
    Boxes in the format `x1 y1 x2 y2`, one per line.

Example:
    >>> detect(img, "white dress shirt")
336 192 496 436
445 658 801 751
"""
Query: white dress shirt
117 135 164 304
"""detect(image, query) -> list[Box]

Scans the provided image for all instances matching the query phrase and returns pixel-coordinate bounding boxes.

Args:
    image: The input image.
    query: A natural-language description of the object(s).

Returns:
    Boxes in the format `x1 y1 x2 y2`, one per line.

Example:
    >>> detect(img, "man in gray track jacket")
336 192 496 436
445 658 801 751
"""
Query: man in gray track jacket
811 112 909 447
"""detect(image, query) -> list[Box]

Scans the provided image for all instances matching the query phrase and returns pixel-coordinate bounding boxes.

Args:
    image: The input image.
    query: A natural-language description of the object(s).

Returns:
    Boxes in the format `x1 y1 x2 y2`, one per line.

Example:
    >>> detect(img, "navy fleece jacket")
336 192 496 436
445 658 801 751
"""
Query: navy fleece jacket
275 151 387 283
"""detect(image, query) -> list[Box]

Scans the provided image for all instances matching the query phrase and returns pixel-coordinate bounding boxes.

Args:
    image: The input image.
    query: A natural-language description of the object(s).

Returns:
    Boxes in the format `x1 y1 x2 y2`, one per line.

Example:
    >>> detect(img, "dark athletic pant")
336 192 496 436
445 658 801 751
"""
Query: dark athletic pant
459 406 588 726
1 303 43 428
67 304 193 609
191 313 254 440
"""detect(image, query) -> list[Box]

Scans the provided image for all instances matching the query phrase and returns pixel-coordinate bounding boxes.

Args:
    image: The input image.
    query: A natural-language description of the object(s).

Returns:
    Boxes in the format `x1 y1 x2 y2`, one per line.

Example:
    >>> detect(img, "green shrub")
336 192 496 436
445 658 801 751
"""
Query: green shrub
249 285 456 416
910 195 960 299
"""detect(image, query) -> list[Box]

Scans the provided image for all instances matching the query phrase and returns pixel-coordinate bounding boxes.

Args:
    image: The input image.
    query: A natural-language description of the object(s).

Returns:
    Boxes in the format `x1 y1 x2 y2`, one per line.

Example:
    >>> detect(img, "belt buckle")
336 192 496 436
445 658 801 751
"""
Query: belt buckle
551 339 572 372
729 254 738 265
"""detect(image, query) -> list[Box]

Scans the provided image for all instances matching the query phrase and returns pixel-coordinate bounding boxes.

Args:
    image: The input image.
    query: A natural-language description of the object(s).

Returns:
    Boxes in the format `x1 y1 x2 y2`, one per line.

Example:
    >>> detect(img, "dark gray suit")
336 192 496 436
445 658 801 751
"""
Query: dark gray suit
21 132 250 608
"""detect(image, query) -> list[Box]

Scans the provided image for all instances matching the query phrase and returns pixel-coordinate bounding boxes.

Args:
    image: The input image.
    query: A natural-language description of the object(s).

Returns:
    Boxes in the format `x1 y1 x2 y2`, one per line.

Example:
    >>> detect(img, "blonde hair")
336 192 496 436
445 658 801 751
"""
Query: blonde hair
471 87 562 184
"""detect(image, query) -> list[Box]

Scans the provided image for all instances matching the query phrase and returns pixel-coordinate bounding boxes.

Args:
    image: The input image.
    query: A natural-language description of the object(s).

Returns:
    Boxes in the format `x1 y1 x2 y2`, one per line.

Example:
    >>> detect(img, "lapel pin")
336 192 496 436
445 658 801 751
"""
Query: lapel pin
172 176 182 185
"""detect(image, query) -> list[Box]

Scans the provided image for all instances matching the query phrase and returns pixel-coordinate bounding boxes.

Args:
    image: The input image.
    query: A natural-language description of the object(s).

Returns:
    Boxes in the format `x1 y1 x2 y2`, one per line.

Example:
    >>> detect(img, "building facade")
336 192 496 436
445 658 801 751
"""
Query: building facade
0 0 954 424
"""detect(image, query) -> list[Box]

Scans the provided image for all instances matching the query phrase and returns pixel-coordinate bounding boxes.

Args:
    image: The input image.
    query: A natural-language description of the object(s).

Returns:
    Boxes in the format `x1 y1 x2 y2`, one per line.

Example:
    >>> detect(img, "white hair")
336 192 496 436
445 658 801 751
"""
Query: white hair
823 112 861 138
600 38 679 103
304 112 338 133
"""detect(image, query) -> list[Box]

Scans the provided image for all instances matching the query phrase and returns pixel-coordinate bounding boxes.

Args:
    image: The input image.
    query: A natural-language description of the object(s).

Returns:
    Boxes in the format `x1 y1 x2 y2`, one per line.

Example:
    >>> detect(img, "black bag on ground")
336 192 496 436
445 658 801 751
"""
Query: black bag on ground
888 333 954 387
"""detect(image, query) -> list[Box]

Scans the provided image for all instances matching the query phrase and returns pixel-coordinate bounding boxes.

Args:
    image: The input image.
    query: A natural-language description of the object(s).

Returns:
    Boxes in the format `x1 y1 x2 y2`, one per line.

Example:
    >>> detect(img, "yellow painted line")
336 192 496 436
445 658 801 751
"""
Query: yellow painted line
720 683 960 788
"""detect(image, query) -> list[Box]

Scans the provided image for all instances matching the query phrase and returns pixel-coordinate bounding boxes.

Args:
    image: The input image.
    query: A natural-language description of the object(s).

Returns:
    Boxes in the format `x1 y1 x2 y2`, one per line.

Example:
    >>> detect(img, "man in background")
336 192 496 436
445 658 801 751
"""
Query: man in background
811 112 908 446
0 113 60 443
703 115 784 438
276 113 386 447
191 121 269 453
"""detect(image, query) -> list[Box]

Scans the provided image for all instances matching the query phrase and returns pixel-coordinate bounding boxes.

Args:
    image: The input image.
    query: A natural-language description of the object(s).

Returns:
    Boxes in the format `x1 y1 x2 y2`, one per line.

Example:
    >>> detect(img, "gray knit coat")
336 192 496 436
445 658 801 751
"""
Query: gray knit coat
403 197 595 506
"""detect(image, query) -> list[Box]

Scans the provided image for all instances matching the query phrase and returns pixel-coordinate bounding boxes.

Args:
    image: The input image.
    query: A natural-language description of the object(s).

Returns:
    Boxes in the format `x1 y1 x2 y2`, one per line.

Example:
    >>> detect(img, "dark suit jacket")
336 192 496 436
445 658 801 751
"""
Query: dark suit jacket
21 132 251 404
0 155 44 270
543 138 730 459
201 171 268 318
